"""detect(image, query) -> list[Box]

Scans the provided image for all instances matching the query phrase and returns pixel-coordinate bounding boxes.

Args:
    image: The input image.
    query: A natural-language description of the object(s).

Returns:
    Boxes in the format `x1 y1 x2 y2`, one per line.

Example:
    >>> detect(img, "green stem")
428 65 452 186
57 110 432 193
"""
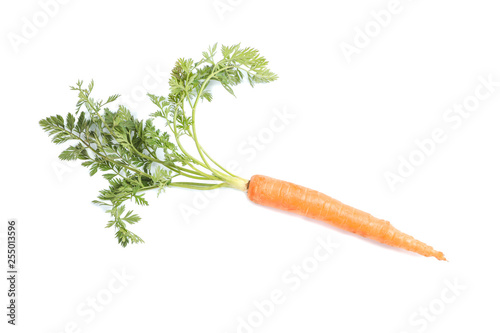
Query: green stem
186 126 244 181
124 131 217 181
171 102 228 182
166 118 217 178
189 66 235 176
172 105 205 167
169 181 227 190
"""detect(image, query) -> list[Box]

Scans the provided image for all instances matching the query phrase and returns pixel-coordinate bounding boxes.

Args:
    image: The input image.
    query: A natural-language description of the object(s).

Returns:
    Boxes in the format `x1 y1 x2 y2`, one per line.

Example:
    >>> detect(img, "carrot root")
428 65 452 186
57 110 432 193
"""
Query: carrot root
247 175 446 261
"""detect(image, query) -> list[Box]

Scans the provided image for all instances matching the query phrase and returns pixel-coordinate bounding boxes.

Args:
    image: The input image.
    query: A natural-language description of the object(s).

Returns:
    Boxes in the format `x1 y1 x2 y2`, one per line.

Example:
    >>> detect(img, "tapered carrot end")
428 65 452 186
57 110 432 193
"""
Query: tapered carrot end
433 251 447 261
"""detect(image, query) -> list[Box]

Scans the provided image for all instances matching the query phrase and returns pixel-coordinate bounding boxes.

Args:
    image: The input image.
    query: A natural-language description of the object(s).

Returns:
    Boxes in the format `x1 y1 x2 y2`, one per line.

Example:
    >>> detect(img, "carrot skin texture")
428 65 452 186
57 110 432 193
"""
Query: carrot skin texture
247 175 446 261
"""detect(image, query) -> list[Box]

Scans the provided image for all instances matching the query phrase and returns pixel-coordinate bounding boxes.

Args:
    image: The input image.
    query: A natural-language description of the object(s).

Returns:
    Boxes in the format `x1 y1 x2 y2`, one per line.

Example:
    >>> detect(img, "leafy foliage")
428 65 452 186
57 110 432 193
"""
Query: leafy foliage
40 44 277 246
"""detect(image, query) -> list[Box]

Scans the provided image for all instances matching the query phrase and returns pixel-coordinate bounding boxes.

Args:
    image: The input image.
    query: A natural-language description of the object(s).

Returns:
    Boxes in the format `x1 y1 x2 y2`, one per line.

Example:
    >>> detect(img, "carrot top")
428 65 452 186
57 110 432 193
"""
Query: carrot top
39 44 278 246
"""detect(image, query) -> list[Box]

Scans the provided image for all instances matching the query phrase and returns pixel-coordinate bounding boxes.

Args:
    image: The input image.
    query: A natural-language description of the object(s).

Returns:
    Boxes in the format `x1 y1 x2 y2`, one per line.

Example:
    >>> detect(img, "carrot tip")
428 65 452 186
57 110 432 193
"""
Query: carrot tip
435 252 447 261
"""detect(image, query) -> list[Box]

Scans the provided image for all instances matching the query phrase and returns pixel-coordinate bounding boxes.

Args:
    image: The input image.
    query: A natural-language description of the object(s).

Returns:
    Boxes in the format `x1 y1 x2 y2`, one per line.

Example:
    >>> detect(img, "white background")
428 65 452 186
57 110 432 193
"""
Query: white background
1 0 499 332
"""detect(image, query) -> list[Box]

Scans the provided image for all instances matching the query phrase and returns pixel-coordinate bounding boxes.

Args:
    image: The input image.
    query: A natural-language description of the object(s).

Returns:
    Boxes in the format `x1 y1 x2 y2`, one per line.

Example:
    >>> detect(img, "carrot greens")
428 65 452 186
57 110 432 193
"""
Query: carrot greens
40 44 278 246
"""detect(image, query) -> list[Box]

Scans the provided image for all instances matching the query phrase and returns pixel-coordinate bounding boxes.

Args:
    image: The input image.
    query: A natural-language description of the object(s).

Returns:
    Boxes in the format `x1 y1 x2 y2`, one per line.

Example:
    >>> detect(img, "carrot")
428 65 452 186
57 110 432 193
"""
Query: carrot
41 44 446 259
247 175 446 261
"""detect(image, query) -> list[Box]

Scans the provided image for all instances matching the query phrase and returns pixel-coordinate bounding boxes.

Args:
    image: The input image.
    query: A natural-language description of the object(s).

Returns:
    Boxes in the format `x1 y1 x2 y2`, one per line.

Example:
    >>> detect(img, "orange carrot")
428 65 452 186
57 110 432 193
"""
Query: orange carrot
41 47 447 254
247 175 446 261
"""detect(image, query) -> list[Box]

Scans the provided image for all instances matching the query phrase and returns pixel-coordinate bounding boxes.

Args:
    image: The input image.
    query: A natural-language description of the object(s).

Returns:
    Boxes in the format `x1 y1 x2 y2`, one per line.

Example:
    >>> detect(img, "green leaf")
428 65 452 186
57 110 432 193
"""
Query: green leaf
59 143 86 161
75 112 86 133
133 193 149 206
66 113 75 131
103 173 116 181
106 94 120 104
89 163 99 176
123 210 141 224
